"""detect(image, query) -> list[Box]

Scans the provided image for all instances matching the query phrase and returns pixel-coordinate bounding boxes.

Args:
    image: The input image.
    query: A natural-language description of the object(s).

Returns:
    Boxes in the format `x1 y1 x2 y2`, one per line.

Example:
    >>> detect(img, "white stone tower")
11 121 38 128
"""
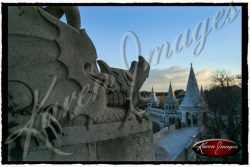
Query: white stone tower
179 64 207 127
165 82 179 111
150 86 159 107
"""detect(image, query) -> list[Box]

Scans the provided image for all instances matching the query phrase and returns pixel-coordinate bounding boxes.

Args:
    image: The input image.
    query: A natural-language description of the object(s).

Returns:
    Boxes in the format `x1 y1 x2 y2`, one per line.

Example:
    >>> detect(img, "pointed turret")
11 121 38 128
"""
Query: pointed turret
165 82 179 110
150 86 159 107
185 63 199 95
179 64 208 127
167 82 177 102
180 63 201 108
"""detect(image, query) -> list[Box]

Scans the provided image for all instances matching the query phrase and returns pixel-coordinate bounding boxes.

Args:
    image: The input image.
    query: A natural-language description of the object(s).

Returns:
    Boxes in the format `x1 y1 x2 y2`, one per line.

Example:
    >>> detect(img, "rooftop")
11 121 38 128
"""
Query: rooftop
165 82 178 104
180 64 206 108
155 127 200 160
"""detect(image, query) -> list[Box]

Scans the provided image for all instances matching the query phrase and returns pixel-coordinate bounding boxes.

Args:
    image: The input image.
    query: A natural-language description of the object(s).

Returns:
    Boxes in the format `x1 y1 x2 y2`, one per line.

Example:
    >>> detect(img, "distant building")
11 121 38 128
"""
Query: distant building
164 82 179 110
146 64 208 130
146 83 180 129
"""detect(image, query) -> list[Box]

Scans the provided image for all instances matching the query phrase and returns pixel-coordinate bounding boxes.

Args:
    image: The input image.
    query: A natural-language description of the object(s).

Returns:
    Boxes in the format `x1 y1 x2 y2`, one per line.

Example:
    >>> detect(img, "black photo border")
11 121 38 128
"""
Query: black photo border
1 2 248 165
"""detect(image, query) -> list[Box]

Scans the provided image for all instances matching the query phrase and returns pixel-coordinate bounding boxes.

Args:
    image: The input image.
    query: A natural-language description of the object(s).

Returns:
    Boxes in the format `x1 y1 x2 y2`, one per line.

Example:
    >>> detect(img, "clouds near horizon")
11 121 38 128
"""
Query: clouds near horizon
141 66 214 92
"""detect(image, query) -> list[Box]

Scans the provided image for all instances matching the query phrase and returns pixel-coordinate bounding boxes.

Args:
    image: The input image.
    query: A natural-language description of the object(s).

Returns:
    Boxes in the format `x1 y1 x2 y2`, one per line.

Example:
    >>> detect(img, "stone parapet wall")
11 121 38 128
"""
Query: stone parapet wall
9 120 155 161
153 124 176 141
174 130 201 161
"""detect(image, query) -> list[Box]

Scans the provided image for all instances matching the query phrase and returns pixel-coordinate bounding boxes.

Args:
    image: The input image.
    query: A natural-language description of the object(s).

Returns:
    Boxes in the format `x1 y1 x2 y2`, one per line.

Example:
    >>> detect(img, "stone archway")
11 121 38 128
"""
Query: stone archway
193 113 198 125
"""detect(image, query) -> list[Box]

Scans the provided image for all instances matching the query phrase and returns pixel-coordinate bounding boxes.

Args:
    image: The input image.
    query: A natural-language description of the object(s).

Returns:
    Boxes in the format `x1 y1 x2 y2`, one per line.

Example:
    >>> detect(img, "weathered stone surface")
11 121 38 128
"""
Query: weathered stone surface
155 144 169 161
96 131 154 161
21 120 154 161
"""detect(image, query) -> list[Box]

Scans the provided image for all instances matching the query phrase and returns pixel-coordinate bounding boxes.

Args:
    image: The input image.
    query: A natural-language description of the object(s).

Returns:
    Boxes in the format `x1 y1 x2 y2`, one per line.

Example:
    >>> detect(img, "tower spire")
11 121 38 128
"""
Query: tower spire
165 81 178 110
179 64 208 127
180 64 201 108
150 86 159 106
167 81 176 100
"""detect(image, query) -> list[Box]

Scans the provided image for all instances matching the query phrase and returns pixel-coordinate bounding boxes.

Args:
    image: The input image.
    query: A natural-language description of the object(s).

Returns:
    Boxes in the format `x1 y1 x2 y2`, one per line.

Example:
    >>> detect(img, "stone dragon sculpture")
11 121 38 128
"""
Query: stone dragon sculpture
7 6 150 156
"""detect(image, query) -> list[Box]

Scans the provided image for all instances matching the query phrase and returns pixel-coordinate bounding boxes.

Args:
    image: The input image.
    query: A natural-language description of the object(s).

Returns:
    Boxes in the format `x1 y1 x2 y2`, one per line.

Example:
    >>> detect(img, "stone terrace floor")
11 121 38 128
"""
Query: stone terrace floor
155 127 200 160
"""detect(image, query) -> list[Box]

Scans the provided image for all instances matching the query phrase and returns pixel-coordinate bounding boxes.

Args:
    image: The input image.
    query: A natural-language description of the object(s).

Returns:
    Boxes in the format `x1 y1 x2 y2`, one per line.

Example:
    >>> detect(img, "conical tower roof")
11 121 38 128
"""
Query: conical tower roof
151 86 159 103
180 64 203 108
166 82 178 104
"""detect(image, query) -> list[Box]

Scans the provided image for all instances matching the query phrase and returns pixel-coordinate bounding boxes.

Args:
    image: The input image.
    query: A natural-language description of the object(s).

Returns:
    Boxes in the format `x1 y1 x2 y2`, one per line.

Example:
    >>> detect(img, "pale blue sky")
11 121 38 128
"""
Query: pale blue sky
62 6 242 91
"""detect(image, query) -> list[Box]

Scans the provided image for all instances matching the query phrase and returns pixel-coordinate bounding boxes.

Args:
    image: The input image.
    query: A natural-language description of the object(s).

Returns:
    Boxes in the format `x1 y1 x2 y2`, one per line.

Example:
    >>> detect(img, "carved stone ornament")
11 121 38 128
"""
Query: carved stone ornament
7 6 152 160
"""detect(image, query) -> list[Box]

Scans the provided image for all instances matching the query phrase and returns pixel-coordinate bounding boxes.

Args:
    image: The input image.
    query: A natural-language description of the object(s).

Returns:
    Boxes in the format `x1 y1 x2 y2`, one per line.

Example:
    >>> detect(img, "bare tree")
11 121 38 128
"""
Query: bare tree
201 70 242 161
212 70 235 88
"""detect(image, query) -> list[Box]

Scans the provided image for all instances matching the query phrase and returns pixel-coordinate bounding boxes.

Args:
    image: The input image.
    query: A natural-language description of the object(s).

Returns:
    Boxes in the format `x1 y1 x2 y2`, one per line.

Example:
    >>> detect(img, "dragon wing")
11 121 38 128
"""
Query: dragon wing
8 6 101 120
